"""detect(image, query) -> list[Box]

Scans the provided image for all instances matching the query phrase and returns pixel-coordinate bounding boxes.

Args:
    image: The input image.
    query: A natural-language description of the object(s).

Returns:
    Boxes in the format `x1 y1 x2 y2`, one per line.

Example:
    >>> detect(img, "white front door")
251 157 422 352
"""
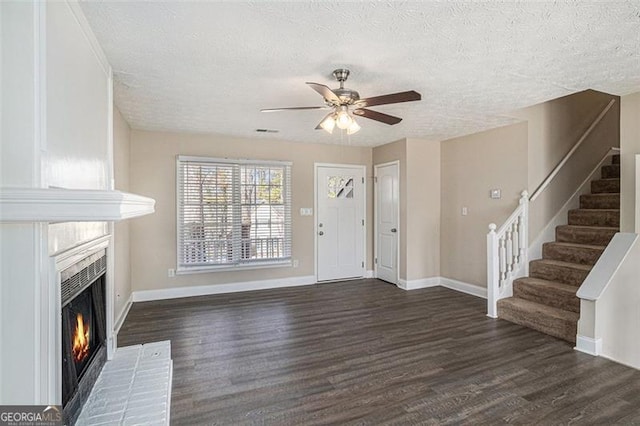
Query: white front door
375 162 399 284
316 164 365 282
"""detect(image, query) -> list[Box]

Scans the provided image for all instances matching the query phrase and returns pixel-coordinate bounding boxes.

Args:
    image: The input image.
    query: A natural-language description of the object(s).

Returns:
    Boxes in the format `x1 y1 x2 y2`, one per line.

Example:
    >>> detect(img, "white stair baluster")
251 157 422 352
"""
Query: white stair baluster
512 220 520 265
505 229 513 274
499 237 506 288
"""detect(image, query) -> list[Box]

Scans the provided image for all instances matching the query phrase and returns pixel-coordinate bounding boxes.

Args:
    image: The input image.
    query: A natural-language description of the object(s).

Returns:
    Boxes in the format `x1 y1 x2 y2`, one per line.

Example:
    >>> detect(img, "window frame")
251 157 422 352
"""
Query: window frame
176 155 292 274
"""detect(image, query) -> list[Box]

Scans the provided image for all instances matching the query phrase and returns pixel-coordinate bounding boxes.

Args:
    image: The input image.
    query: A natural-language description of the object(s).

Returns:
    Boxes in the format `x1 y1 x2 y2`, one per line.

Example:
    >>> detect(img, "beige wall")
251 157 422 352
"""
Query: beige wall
129 130 372 292
440 123 528 287
510 90 620 242
372 139 407 279
406 138 440 280
113 107 132 319
619 91 640 232
371 138 440 282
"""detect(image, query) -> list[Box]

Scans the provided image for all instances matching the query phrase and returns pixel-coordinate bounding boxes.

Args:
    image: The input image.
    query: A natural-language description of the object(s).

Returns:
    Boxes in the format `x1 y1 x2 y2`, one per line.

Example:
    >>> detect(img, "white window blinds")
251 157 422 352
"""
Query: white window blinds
177 156 292 271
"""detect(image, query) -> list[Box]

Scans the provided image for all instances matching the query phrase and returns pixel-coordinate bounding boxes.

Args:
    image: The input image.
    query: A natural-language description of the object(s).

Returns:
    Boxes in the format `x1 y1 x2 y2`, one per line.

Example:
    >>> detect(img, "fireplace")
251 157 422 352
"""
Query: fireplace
60 250 108 425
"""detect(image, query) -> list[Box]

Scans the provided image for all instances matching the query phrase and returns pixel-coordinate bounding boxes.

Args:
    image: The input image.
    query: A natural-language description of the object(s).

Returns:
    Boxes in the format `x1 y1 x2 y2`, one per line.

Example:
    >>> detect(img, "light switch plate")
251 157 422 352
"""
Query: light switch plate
490 189 501 199
300 207 313 216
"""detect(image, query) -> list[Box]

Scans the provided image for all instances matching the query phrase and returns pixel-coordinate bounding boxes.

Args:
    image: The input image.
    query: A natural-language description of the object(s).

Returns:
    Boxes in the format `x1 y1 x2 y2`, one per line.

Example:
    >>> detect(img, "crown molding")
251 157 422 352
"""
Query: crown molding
0 187 155 222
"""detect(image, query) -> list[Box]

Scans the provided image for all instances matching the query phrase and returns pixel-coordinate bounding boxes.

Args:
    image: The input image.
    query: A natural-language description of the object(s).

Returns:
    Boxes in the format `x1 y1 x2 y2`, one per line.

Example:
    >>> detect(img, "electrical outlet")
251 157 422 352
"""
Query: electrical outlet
462 207 468 216
490 189 502 199
293 259 299 268
168 268 175 277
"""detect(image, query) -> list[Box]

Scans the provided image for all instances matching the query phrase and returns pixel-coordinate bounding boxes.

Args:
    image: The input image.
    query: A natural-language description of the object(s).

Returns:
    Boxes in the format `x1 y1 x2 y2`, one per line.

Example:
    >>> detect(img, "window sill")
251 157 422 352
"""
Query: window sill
176 260 292 275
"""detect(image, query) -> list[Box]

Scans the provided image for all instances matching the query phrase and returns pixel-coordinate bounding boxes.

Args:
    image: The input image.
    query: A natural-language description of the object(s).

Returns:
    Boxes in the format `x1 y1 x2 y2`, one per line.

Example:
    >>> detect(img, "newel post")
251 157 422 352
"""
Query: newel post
519 190 529 276
487 223 498 318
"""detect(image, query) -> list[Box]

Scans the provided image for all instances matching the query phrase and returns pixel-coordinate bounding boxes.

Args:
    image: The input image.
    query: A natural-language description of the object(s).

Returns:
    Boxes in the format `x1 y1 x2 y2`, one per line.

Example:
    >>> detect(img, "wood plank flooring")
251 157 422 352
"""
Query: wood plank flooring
118 279 640 425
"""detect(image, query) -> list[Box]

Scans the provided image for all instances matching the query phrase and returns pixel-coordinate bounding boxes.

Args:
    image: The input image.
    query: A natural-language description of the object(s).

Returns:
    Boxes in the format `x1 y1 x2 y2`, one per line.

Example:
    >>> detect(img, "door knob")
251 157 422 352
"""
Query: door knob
391 228 397 233
319 231 324 236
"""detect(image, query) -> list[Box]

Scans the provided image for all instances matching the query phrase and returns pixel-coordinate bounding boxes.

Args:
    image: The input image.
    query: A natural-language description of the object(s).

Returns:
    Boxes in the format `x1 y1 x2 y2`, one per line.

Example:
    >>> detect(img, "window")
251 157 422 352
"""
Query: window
177 156 292 272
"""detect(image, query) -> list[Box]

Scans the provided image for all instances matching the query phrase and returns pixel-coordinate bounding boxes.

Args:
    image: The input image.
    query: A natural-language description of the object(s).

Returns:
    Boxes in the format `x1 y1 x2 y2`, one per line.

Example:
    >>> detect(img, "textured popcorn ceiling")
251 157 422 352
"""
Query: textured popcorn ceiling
80 1 640 147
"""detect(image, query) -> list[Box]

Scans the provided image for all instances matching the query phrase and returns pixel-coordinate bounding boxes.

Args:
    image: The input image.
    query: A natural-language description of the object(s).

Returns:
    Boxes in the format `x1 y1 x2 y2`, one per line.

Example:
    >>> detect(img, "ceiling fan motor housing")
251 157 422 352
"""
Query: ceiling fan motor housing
333 88 360 104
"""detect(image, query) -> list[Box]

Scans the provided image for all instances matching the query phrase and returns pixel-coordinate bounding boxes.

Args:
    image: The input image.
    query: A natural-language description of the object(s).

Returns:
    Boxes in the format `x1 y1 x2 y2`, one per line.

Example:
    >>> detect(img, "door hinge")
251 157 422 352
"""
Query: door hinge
362 177 364 184
362 219 365 226
374 176 378 183
362 261 364 268
375 257 378 264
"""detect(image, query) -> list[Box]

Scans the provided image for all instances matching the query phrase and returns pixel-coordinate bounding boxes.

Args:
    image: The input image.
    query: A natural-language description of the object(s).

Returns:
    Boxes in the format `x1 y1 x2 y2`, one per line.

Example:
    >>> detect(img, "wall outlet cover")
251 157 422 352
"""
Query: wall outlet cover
490 189 501 199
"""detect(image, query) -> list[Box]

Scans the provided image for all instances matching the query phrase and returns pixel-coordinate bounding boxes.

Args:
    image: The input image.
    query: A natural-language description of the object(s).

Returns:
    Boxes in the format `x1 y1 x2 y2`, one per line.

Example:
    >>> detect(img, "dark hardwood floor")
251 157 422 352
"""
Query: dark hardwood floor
118 279 640 425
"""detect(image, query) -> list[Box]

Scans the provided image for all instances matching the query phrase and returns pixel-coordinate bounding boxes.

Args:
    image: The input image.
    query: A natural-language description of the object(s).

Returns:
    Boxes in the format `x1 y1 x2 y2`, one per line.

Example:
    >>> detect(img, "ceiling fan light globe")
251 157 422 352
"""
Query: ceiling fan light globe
336 111 352 129
320 115 336 134
347 119 361 135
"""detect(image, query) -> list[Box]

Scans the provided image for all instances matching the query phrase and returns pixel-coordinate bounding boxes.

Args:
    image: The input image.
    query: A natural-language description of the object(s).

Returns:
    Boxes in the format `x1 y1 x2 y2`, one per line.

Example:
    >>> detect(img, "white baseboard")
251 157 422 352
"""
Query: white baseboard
114 292 133 334
575 335 602 356
439 277 487 299
365 269 374 279
132 275 316 302
397 277 440 290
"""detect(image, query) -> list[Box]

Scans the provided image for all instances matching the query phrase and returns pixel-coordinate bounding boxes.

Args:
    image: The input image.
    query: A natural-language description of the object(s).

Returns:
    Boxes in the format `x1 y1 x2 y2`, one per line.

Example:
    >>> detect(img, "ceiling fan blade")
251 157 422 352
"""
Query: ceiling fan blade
357 90 421 108
306 82 341 104
353 108 402 125
261 106 328 112
315 113 334 130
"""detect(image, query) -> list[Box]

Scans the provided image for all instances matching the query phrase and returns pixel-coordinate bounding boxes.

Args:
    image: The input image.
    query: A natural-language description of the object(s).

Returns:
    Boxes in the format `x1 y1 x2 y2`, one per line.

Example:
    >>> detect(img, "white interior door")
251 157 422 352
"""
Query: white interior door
316 164 365 282
375 162 399 284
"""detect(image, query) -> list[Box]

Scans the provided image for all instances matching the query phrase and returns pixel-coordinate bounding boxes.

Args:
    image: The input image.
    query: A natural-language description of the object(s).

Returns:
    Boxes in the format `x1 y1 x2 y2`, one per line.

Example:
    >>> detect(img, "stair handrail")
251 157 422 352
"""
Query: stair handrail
487 190 529 318
529 99 616 202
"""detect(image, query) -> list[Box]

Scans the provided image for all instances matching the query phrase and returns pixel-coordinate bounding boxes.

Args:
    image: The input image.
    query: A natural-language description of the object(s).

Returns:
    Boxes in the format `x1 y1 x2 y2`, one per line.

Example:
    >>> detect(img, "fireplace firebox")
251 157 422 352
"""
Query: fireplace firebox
60 250 107 425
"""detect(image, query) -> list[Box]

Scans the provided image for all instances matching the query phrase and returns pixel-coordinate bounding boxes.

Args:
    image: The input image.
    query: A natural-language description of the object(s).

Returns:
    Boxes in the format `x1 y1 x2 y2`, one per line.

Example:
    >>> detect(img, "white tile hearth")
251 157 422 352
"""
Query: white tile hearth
76 341 172 426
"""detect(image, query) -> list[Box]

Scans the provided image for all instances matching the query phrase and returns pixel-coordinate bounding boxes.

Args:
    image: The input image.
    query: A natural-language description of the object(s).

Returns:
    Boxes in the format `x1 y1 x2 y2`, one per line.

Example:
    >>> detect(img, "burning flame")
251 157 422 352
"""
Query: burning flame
72 313 90 362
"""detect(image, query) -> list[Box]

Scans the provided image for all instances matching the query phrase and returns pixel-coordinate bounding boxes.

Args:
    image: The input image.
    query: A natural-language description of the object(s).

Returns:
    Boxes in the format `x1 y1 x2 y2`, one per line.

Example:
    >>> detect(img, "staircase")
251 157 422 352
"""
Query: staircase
497 154 620 342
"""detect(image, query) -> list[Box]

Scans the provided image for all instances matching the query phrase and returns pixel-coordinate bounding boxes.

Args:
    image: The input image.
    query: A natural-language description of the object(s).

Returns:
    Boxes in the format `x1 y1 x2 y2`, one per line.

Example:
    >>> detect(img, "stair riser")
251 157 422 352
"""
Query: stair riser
556 227 617 245
580 194 620 209
529 262 589 286
602 164 620 179
498 302 577 343
542 243 603 266
612 154 620 165
568 210 619 227
513 282 579 313
591 179 620 194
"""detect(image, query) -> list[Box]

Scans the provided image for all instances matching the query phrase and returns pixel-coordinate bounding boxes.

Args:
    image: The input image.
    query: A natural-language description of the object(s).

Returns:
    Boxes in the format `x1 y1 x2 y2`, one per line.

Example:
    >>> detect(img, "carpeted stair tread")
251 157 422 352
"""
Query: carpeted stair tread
556 225 618 245
611 154 620 165
580 193 620 209
529 259 591 286
601 164 620 179
498 297 578 342
568 208 620 227
513 277 580 313
542 241 605 265
591 178 620 194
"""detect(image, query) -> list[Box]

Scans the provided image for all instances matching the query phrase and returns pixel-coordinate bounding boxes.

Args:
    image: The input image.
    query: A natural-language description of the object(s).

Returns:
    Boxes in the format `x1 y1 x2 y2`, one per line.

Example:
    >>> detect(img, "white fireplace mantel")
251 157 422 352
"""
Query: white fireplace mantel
0 188 155 222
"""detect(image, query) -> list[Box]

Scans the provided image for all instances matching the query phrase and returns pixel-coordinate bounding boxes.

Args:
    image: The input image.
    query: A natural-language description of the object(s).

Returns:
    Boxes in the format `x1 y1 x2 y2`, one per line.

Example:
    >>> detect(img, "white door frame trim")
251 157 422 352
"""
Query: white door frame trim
314 163 367 283
374 161 400 285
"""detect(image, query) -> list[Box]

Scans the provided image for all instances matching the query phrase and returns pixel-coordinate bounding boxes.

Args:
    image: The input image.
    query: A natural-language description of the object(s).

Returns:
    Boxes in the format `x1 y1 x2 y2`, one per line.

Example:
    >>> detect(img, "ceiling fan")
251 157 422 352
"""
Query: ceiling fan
261 69 421 135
